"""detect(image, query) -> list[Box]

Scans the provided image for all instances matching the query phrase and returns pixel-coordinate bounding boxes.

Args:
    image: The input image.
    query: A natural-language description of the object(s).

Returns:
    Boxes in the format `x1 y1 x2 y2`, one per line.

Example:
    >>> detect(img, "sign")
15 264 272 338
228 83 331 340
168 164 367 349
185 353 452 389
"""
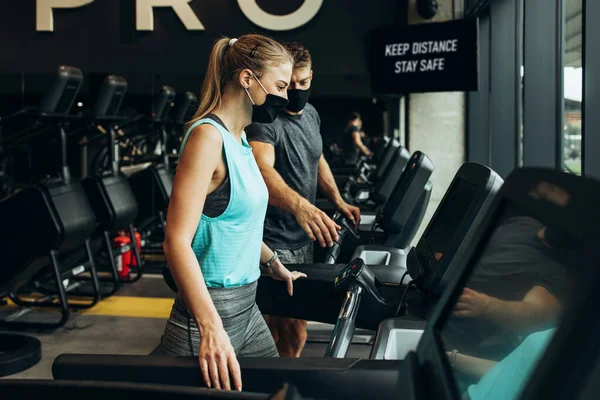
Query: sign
36 0 324 32
368 18 479 94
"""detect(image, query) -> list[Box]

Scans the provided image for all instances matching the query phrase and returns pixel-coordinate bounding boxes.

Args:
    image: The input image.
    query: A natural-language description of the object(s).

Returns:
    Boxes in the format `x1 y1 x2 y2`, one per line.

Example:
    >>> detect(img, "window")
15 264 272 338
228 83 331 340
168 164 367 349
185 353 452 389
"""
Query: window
563 0 583 175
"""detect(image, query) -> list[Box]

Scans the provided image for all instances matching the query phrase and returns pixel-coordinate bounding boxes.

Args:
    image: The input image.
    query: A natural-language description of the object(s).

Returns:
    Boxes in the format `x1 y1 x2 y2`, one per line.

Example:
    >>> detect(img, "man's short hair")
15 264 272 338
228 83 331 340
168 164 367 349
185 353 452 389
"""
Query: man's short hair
283 42 312 69
350 112 361 120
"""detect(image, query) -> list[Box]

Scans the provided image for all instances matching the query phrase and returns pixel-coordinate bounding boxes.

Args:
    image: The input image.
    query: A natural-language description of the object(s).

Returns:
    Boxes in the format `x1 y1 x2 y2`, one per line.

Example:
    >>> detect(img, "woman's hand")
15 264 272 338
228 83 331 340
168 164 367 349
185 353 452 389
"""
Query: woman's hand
265 260 307 296
198 325 242 391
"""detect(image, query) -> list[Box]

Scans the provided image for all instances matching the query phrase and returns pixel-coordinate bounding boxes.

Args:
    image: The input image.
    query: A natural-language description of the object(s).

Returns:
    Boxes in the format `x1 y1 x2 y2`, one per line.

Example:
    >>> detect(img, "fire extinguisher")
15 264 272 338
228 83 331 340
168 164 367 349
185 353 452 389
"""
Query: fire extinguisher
129 231 142 268
113 231 142 279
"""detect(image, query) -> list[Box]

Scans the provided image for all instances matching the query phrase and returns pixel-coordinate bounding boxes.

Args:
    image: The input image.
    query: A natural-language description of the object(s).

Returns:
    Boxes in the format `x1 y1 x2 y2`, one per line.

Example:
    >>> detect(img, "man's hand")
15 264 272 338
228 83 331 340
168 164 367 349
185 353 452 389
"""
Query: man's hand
265 260 307 296
336 201 361 229
453 288 493 318
294 199 341 248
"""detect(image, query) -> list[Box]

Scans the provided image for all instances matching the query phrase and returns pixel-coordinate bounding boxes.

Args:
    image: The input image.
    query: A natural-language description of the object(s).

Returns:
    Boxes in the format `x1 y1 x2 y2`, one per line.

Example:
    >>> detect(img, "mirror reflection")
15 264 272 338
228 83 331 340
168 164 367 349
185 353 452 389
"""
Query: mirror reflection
441 203 583 400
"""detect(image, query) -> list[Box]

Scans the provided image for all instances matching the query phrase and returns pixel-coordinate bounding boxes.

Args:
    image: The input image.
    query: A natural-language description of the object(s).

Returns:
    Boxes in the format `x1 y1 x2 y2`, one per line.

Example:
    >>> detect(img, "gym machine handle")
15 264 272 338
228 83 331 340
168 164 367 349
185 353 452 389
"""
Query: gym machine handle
323 214 360 264
332 212 360 237
325 282 363 358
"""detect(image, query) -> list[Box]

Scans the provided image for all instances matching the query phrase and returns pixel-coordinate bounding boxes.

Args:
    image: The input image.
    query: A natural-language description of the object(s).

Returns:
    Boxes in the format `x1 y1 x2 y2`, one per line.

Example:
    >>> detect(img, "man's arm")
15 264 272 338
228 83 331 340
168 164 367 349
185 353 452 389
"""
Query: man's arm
249 140 340 248
317 155 360 224
317 155 344 208
249 141 303 214
454 286 561 334
485 286 561 333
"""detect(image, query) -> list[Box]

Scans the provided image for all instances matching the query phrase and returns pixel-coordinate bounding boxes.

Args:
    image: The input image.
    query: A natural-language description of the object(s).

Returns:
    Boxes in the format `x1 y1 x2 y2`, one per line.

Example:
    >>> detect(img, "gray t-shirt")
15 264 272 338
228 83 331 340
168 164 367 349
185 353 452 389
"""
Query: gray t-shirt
246 103 323 250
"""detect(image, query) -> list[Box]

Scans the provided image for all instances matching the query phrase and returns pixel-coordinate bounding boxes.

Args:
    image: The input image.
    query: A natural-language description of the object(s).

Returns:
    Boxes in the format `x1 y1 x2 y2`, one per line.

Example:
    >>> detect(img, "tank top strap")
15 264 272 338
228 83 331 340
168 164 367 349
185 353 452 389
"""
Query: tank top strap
179 118 235 161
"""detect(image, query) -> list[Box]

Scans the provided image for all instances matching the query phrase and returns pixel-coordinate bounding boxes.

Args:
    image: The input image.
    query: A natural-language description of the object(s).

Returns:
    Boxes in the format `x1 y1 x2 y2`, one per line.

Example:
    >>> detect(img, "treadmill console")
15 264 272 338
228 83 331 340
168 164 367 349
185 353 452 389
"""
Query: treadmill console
334 258 388 321
39 65 84 116
334 258 364 290
92 75 127 118
327 258 396 358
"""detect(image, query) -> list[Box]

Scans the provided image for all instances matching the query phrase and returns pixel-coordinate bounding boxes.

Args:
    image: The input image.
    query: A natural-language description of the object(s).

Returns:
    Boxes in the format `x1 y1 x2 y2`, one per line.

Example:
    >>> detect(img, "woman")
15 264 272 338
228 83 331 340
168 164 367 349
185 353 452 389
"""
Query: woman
343 112 372 164
448 328 556 400
159 34 306 392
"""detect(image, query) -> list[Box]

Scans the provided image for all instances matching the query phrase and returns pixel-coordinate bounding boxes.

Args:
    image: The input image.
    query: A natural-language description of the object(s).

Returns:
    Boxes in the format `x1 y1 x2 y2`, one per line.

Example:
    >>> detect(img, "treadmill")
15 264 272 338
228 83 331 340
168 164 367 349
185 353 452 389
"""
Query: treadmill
357 151 433 230
357 145 411 208
126 86 176 260
0 66 101 330
267 163 500 349
315 145 410 216
256 163 503 326
342 139 400 198
352 162 504 275
47 168 600 400
79 75 143 285
324 138 399 204
325 151 434 265
167 91 198 170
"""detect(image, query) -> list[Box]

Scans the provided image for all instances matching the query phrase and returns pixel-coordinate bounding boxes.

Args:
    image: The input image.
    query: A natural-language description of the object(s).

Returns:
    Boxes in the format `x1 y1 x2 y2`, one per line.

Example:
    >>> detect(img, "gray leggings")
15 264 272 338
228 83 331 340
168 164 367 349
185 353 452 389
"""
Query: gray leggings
158 280 278 358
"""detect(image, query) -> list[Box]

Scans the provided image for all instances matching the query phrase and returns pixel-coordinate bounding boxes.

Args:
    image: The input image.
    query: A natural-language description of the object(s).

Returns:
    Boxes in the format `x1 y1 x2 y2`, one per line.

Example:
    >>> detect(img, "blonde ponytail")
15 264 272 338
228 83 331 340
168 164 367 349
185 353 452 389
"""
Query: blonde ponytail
185 37 230 133
186 34 292 133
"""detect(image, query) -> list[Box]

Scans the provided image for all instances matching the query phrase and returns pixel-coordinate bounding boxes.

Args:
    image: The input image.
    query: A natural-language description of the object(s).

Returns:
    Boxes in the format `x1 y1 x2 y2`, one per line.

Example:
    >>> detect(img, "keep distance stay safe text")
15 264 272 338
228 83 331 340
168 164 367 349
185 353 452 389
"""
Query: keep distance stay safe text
384 39 459 73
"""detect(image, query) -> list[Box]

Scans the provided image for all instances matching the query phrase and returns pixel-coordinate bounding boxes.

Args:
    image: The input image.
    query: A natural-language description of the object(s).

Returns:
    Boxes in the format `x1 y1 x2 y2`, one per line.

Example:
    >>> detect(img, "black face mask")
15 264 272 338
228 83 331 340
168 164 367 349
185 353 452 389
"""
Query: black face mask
286 87 311 113
245 73 289 124
251 94 289 124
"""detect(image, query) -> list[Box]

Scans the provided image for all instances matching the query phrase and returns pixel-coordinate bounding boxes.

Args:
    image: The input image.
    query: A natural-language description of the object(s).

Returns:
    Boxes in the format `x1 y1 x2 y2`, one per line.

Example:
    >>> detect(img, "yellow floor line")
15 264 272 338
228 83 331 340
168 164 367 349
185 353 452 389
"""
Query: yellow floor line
80 296 173 318
1 296 174 319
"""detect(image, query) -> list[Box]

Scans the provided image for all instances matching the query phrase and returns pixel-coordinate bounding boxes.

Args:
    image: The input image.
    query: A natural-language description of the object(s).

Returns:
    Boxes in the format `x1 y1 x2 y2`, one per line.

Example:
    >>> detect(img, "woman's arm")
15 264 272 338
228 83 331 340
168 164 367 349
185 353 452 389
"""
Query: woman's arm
448 351 498 380
259 242 307 296
352 130 372 157
260 242 276 264
164 124 222 334
163 124 241 391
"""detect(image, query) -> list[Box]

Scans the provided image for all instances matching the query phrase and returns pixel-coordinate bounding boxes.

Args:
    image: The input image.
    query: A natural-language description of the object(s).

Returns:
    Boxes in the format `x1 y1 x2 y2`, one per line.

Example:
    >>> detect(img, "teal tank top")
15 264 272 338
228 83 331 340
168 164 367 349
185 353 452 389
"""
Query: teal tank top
180 118 269 288
467 328 556 400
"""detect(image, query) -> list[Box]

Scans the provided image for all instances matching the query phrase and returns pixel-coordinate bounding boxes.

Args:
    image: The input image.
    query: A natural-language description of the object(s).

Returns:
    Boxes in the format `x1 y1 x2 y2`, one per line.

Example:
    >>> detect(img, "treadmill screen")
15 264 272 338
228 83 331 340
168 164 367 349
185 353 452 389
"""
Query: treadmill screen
438 200 585 399
424 178 479 261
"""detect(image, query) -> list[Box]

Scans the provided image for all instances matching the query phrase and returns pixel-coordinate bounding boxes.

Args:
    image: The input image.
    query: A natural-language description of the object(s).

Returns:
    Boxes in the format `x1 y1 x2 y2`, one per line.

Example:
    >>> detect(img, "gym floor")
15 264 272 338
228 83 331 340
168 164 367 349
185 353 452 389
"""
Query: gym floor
0 274 372 379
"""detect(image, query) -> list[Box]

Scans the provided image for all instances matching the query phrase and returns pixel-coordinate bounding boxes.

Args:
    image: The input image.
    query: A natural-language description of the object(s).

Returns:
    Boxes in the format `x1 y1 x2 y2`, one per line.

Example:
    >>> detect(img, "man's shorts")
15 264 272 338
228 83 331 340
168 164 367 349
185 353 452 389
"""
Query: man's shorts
273 242 314 264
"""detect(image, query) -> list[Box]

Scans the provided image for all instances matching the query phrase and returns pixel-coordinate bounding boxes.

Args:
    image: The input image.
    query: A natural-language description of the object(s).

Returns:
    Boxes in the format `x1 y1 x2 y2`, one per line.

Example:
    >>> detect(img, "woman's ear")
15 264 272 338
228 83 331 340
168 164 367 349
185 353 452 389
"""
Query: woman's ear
238 69 253 89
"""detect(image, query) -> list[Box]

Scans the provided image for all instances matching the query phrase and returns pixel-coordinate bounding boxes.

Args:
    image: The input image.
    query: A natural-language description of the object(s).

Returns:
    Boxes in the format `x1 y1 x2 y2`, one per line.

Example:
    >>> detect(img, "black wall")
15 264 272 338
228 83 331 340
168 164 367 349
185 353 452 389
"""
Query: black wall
0 0 407 97
0 0 402 149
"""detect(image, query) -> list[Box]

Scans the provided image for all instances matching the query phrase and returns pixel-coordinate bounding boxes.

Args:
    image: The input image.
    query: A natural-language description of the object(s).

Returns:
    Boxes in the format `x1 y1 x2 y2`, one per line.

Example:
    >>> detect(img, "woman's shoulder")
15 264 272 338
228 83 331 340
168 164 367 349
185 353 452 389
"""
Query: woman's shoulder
188 120 223 142
182 121 224 155
177 122 225 173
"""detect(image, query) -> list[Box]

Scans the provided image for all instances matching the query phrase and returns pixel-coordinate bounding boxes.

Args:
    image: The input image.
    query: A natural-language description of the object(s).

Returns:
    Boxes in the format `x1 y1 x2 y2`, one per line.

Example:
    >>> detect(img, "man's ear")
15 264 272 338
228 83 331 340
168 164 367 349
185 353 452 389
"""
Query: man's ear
309 70 314 80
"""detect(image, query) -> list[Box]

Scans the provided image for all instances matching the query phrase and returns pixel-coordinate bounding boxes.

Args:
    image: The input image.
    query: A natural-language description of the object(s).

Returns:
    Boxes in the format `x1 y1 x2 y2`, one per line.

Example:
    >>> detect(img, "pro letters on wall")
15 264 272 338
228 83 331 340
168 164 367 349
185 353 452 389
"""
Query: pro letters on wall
0 0 407 96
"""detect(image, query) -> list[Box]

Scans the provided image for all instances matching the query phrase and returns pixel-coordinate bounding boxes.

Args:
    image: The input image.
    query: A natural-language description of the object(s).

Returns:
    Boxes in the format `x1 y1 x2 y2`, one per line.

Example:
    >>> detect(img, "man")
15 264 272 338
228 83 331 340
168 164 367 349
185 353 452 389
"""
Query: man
343 112 373 165
246 42 361 357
